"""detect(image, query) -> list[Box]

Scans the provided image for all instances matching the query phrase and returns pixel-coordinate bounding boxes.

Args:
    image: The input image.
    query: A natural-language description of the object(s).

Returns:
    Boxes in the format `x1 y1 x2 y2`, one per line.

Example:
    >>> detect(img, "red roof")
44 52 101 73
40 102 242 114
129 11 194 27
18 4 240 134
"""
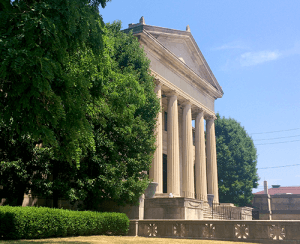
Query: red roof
255 186 300 195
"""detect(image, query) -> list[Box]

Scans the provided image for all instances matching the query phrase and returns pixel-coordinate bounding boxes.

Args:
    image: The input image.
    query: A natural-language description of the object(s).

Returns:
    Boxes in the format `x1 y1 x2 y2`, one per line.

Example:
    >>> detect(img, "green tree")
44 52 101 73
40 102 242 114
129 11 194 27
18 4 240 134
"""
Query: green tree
0 0 111 206
215 114 259 206
26 22 160 210
0 127 53 206
71 21 160 210
0 0 110 163
0 20 160 209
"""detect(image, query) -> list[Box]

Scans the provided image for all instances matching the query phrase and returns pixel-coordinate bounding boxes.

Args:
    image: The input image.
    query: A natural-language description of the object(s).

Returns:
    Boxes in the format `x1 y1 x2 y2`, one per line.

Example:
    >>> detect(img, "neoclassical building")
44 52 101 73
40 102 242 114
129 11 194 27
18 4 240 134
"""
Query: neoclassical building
124 17 223 208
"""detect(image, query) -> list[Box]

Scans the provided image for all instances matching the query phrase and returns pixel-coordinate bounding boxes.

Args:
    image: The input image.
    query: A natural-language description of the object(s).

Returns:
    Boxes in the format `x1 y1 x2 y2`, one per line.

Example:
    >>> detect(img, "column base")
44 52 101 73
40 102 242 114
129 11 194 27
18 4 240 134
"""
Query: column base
154 193 181 198
182 191 195 199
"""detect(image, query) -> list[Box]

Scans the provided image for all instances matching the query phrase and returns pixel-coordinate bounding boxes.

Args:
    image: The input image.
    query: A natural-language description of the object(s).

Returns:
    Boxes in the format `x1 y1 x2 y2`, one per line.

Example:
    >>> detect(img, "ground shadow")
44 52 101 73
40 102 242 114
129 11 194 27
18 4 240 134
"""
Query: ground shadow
0 241 92 244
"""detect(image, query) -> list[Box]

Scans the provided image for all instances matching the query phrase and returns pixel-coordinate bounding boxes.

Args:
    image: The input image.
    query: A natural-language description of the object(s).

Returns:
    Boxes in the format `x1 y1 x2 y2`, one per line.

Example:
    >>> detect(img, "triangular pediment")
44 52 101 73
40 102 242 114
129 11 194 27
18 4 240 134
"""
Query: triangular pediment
123 23 223 96
152 34 207 78
147 30 222 94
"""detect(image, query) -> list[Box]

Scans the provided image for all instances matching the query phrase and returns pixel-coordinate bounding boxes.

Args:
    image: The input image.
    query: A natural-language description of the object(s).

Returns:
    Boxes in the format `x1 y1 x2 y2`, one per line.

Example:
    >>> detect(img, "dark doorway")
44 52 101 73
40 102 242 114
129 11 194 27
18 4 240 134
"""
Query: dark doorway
194 163 196 198
252 210 259 220
164 112 168 131
163 154 167 193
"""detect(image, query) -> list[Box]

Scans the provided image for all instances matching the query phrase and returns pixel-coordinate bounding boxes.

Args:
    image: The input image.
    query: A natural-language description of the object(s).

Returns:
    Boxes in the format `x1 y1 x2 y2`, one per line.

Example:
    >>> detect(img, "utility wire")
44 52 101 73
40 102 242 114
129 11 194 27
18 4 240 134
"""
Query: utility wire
254 134 300 141
251 128 300 135
258 163 300 169
256 139 300 145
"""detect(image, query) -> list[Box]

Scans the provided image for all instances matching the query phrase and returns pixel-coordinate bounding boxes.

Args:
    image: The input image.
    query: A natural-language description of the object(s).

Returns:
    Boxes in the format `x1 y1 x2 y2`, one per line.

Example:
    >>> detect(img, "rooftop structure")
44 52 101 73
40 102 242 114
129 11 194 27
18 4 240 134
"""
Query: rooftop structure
255 186 300 195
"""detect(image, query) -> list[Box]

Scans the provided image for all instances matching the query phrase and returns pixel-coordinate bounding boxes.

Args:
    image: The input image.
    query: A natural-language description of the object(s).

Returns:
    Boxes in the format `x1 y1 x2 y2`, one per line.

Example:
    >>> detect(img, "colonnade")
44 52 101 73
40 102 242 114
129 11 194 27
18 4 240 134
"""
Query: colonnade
149 83 219 203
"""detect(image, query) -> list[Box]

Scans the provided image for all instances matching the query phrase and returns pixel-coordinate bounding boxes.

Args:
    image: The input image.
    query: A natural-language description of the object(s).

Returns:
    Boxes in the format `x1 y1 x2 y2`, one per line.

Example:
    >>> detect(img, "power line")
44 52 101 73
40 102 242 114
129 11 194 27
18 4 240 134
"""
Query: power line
254 134 300 141
251 128 300 135
256 139 300 145
258 163 300 169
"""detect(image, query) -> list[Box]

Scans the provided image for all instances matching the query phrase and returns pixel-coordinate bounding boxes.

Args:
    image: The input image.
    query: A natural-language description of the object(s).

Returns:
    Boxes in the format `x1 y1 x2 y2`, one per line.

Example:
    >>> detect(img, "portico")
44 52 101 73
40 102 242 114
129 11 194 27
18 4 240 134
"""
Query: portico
151 82 219 203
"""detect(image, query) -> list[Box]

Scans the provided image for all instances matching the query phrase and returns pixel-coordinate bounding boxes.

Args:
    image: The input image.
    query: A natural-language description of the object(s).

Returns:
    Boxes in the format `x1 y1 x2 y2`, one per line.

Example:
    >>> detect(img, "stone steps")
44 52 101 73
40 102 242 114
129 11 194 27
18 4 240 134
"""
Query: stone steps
203 206 230 220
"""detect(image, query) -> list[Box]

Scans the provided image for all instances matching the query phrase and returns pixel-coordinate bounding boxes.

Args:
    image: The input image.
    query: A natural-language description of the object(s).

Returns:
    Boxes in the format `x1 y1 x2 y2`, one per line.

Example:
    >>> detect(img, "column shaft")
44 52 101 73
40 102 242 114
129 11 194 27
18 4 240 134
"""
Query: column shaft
195 111 207 201
182 103 194 198
149 84 163 194
206 118 219 203
167 94 180 196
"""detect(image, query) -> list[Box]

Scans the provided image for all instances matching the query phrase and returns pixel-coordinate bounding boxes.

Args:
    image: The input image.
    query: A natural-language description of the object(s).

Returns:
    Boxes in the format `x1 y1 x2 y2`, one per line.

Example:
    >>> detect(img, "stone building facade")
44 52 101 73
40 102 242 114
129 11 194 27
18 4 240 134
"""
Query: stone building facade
253 182 300 220
124 17 223 204
120 18 248 220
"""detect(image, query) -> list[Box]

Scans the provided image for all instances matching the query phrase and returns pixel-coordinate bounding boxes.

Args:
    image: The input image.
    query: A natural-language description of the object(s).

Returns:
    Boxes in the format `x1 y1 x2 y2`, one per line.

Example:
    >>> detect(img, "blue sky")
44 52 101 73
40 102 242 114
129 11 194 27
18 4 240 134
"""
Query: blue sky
100 0 300 193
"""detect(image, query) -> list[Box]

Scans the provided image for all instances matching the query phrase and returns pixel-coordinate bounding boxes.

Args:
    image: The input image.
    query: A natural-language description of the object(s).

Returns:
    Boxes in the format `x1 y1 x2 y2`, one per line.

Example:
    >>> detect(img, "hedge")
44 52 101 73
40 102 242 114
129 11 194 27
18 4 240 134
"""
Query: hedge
0 206 129 240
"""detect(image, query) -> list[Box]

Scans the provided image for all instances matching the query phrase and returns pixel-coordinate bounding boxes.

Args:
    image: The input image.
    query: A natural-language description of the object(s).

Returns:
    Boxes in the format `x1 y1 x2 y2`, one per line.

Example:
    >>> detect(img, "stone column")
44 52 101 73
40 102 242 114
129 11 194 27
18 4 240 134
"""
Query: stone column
195 110 207 201
206 116 219 203
182 102 194 198
149 83 163 194
167 92 180 197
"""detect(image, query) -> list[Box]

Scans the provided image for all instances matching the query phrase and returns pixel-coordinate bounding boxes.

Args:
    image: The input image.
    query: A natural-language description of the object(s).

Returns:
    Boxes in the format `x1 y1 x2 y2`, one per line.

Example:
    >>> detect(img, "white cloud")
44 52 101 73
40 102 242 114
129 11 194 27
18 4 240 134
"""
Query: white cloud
239 50 281 67
220 41 300 70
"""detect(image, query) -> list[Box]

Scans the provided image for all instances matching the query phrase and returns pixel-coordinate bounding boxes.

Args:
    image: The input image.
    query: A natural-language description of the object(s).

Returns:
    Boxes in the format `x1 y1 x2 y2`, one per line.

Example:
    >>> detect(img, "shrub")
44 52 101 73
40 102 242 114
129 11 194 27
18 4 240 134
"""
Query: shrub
0 206 129 240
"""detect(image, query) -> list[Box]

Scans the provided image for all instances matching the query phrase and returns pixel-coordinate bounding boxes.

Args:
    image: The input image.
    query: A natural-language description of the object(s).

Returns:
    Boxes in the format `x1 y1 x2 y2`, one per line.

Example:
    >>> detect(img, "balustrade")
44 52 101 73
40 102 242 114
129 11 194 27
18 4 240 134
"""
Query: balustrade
129 219 300 242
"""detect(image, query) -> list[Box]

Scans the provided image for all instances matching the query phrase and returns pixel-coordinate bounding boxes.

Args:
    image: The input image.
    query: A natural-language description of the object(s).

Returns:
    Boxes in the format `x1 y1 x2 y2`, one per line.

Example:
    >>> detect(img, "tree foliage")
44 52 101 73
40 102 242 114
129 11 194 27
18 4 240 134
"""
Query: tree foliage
49 22 160 210
0 0 110 163
79 22 160 210
215 114 259 206
0 5 160 209
0 131 52 206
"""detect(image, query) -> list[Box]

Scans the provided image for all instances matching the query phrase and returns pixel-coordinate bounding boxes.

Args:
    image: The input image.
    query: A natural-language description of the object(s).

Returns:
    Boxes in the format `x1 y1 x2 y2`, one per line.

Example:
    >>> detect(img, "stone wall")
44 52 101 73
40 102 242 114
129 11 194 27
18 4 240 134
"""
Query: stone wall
271 194 300 211
129 219 300 243
252 194 300 220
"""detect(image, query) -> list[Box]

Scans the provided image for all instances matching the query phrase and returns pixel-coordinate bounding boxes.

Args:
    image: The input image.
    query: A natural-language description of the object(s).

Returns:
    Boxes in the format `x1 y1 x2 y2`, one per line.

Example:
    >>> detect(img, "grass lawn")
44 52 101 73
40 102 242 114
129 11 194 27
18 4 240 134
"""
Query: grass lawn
0 236 260 244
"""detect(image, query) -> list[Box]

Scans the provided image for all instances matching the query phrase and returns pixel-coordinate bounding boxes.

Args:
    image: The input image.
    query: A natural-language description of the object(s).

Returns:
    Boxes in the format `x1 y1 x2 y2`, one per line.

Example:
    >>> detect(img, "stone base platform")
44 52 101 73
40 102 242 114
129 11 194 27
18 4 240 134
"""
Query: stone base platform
144 197 204 220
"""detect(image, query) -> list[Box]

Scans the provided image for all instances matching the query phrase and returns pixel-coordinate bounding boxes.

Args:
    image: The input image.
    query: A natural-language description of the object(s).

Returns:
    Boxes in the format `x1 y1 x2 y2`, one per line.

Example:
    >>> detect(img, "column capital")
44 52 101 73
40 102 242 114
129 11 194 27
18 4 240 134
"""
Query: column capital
154 83 162 93
194 107 204 114
204 114 217 121
165 90 178 97
155 79 163 86
181 100 192 107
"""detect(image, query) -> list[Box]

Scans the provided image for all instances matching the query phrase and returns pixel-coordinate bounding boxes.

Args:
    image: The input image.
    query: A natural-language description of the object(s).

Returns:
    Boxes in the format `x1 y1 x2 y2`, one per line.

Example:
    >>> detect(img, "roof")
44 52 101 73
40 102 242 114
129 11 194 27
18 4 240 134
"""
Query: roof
123 18 224 98
255 186 300 195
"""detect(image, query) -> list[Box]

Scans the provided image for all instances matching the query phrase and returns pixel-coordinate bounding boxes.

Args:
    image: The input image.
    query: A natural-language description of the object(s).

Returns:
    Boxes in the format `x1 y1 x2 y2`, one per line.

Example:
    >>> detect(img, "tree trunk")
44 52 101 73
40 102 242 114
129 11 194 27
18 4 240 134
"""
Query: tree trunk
16 187 25 206
52 160 59 208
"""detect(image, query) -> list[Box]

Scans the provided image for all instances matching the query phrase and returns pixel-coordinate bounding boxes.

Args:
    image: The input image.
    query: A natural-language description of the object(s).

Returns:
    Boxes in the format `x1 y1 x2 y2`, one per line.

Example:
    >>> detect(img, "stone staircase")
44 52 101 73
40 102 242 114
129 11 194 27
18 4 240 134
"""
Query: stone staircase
203 203 224 219
202 203 244 220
